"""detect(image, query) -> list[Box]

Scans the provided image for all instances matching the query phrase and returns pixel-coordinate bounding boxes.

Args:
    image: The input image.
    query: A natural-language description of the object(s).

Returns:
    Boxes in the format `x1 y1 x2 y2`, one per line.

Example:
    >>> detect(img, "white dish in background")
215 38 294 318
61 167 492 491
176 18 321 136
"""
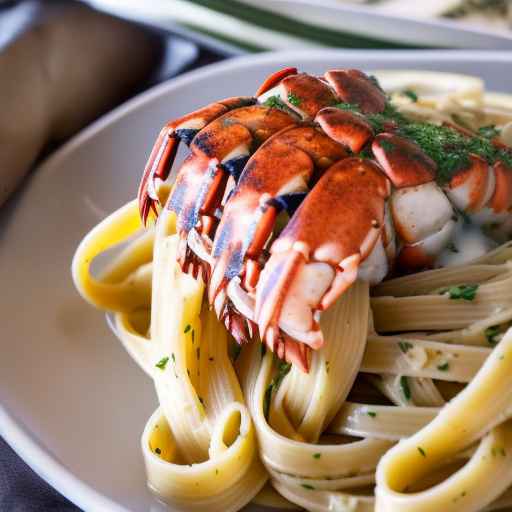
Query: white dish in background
1 50 512 512
240 0 512 49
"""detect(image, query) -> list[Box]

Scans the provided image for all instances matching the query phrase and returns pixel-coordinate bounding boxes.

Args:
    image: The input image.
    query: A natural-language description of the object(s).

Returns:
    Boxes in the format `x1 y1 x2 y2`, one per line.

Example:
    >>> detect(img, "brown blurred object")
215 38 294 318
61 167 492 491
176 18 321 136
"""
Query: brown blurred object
0 0 164 206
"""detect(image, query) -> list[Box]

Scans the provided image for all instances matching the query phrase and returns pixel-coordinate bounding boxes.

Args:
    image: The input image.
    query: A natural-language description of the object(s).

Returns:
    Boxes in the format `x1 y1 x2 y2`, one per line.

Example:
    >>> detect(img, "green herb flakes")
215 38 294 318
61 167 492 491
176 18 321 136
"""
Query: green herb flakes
441 284 479 301
333 102 360 113
301 484 315 490
437 362 450 371
485 325 500 346
155 357 169 370
398 341 413 353
400 376 411 401
263 362 292 420
478 125 500 139
313 453 321 459
263 95 287 110
418 446 426 457
184 324 191 333
329 93 512 186
367 411 377 418
403 89 418 102
287 92 301 106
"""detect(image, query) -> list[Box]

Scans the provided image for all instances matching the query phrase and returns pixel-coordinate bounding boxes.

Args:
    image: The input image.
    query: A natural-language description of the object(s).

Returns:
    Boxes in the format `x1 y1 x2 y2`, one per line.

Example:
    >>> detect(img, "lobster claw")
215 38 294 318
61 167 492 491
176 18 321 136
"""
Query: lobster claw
138 125 180 224
254 157 389 364
208 126 347 306
137 97 256 225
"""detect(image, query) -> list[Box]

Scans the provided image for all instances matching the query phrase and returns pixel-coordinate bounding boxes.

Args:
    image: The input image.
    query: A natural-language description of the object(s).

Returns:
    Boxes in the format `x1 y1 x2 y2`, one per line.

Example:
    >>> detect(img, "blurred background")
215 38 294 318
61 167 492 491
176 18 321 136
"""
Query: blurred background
88 0 512 51
0 0 511 510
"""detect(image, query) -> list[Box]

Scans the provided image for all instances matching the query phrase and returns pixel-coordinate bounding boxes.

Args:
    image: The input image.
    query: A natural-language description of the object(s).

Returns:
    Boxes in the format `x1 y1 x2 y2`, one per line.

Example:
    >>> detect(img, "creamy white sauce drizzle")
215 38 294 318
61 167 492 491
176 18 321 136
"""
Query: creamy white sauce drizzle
437 220 497 267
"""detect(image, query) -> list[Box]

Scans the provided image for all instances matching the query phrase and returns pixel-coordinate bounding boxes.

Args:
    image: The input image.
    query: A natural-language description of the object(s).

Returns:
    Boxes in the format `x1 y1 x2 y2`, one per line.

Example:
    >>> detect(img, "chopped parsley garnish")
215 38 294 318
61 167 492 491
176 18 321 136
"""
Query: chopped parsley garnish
442 284 479 301
418 446 426 457
263 362 292 420
367 103 408 133
478 125 500 139
301 483 315 490
274 362 292 390
155 357 169 370
485 325 500 346
398 341 413 353
358 146 373 159
184 324 191 333
171 353 176 363
287 92 301 106
437 362 450 371
400 122 512 184
313 453 321 459
400 376 411 401
403 89 418 102
367 411 377 418
333 101 360 113
263 385 273 420
334 92 512 185
263 95 287 110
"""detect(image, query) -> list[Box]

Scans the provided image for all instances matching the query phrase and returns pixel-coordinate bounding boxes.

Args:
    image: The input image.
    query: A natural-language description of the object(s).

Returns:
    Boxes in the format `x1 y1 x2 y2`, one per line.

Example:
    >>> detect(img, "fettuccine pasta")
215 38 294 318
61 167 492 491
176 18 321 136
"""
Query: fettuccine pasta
72 71 512 511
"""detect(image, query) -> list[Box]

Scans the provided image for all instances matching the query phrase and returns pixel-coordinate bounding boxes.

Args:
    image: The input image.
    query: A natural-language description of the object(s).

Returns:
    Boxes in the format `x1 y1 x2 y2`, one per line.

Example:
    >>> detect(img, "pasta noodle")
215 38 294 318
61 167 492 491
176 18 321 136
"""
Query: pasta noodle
72 71 512 511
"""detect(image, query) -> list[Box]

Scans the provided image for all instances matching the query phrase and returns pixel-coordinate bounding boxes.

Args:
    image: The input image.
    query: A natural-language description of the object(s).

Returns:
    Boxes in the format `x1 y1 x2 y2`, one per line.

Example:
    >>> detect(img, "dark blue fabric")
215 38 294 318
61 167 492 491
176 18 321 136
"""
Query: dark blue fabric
0 437 77 511
0 2 226 510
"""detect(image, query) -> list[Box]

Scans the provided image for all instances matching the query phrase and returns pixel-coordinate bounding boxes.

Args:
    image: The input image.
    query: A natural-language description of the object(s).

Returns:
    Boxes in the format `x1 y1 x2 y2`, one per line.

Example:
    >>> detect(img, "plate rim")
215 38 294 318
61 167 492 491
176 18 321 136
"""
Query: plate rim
3 48 512 512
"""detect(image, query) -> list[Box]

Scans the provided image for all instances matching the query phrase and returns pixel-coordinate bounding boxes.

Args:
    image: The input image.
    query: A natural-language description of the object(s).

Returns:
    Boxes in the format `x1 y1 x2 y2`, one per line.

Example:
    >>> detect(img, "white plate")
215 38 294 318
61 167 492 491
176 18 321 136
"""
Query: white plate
88 0 512 52
2 50 512 512
239 0 512 49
